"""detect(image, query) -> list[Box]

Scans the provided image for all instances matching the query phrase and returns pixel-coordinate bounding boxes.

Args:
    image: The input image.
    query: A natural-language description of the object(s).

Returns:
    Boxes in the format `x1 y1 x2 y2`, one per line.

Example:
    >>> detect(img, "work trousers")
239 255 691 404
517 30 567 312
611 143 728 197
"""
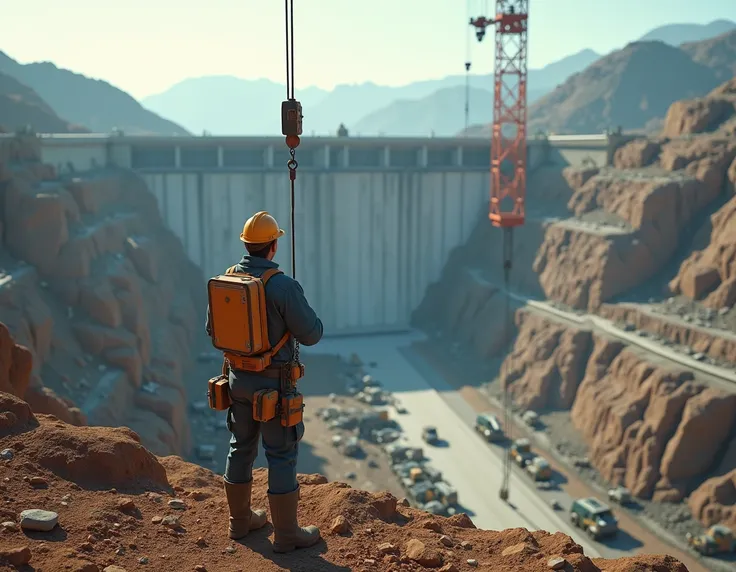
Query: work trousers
224 371 304 495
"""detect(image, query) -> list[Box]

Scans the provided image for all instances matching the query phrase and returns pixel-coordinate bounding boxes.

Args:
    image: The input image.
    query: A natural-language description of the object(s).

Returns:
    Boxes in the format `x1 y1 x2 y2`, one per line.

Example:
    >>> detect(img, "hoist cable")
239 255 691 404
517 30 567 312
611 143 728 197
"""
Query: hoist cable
284 0 299 364
500 227 514 499
284 0 295 100
464 0 472 132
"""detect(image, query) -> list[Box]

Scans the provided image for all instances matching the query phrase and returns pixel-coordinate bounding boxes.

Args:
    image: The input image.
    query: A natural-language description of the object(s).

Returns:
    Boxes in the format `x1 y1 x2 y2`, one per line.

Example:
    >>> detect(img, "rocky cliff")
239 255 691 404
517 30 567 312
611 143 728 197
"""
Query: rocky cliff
0 134 203 456
500 310 736 515
0 391 687 572
532 78 736 312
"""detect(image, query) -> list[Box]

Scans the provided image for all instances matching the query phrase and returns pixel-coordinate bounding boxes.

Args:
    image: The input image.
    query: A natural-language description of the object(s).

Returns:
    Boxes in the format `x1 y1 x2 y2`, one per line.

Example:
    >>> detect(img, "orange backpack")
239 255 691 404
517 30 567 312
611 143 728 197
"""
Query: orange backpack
207 266 290 372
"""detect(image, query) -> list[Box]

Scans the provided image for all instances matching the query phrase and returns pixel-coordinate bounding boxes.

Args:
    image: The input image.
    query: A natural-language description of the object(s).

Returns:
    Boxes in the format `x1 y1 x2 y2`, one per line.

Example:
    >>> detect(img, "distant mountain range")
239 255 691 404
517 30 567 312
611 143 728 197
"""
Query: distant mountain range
464 28 736 138
142 19 735 137
0 51 188 135
638 19 736 45
0 19 733 137
0 70 87 134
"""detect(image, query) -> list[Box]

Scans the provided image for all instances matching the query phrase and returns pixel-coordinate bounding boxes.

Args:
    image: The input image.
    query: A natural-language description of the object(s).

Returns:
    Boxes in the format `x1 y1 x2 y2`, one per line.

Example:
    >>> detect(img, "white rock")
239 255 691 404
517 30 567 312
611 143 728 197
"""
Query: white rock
20 509 59 532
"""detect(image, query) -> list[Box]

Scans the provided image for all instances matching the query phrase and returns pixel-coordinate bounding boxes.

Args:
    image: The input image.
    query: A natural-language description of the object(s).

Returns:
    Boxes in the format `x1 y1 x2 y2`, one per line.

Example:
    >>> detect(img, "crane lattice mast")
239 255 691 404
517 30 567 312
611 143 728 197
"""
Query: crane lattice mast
469 0 528 502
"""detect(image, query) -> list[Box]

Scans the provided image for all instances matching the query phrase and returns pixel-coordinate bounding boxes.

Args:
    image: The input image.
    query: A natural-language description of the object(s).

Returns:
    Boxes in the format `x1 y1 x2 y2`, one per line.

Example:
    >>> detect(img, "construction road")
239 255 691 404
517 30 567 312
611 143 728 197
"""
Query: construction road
504 291 736 391
306 333 637 561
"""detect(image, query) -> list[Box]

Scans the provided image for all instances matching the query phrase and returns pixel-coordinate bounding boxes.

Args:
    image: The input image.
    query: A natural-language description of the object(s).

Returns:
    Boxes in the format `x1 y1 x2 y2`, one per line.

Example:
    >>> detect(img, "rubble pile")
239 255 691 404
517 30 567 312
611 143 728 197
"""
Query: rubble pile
320 354 461 518
0 134 204 456
0 390 688 572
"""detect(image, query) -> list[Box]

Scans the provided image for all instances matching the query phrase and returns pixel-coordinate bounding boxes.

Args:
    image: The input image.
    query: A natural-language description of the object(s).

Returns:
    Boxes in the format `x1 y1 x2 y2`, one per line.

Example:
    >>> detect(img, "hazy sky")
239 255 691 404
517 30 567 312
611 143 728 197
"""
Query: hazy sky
3 0 735 100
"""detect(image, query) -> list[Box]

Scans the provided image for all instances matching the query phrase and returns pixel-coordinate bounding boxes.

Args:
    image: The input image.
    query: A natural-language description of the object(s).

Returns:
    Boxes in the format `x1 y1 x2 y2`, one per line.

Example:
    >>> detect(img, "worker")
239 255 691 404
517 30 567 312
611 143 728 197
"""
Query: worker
205 211 324 552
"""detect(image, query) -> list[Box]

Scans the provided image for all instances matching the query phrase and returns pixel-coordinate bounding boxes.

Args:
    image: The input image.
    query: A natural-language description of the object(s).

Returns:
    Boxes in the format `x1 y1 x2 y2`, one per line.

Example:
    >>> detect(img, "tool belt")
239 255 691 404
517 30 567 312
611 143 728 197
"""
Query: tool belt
209 358 305 428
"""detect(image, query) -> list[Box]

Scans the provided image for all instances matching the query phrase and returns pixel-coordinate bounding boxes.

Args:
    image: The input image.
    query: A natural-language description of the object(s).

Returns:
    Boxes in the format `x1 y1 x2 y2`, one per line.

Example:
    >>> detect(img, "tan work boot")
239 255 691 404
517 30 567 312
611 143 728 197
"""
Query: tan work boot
224 479 268 540
268 487 320 553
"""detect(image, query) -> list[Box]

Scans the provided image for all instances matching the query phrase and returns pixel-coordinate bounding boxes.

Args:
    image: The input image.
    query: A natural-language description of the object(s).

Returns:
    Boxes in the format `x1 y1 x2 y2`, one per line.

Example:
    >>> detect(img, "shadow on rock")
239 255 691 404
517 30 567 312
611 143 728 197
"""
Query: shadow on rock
23 526 68 543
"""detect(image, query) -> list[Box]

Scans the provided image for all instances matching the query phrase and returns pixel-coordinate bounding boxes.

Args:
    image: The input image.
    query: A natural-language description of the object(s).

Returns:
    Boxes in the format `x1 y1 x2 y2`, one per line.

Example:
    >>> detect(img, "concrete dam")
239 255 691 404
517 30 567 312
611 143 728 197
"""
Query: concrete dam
40 133 623 335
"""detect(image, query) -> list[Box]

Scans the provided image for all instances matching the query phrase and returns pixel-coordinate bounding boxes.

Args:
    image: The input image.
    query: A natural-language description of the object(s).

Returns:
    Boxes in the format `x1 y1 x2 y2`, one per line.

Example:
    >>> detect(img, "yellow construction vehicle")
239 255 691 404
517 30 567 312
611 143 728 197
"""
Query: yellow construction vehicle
509 438 535 468
686 525 736 556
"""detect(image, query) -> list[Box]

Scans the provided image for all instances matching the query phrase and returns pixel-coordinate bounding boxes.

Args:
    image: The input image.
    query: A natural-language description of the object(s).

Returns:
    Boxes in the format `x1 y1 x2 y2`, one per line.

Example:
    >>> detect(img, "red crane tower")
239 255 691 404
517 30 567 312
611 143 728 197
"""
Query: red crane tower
469 0 528 502
470 0 528 227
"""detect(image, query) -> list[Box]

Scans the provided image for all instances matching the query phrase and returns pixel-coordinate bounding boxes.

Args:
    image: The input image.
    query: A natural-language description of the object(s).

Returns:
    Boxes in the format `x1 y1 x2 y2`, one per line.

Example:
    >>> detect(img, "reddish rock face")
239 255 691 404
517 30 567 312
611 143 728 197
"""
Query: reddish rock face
613 139 662 169
0 137 203 456
501 310 592 410
501 311 736 505
689 470 736 530
662 77 736 138
671 195 736 308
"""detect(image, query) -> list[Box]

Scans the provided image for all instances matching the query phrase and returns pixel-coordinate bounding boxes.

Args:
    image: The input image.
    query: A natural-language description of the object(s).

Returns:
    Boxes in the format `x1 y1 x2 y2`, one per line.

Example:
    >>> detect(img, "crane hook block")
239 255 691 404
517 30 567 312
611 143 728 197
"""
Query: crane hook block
282 99 303 138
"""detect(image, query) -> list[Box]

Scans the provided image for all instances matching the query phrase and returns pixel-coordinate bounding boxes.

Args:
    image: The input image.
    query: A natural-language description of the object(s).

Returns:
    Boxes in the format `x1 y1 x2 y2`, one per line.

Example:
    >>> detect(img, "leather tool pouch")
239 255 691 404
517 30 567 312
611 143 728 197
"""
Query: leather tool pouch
253 389 279 422
280 392 304 427
207 360 232 411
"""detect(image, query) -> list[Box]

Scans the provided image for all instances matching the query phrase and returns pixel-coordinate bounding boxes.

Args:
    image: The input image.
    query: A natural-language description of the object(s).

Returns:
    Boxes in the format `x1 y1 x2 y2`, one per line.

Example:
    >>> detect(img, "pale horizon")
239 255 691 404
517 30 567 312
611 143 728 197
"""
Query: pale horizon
3 0 735 100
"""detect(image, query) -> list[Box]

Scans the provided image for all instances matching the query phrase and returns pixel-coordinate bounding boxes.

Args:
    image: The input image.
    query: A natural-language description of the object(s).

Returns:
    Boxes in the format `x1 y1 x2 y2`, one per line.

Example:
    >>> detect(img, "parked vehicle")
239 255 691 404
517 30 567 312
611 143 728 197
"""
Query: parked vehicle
569 497 618 540
475 413 504 442
510 438 536 468
607 486 632 505
422 426 439 444
434 481 458 506
522 410 539 427
526 456 552 481
686 525 736 556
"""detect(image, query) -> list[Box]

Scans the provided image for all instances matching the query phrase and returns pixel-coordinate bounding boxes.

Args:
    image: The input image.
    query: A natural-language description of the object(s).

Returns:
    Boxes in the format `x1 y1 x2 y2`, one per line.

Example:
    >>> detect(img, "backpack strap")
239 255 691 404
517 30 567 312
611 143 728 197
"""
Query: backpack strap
260 268 283 285
225 265 283 285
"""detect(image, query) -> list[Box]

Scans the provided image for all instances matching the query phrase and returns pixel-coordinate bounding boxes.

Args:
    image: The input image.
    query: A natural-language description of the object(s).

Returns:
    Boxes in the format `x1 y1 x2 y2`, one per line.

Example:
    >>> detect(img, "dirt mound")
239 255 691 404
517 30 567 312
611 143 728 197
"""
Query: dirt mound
500 310 736 506
0 134 204 457
0 393 687 572
528 39 721 134
1 392 167 490
0 70 86 133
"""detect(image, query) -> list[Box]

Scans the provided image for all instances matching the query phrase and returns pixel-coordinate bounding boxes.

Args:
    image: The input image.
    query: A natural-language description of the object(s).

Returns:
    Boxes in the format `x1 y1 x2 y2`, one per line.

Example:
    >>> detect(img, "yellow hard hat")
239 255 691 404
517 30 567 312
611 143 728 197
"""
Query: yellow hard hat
240 211 285 244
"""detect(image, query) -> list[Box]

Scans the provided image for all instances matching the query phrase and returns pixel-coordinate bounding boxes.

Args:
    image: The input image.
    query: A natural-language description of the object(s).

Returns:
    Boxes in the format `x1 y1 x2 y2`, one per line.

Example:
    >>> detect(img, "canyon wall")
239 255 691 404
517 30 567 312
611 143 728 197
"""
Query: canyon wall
501 310 736 518
0 134 204 456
